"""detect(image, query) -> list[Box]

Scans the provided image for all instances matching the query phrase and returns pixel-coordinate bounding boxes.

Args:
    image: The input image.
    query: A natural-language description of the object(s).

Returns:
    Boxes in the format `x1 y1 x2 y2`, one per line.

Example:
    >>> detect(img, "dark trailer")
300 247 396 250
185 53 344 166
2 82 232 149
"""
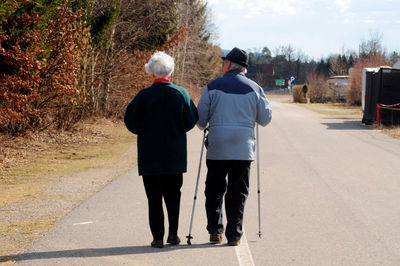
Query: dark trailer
362 67 400 126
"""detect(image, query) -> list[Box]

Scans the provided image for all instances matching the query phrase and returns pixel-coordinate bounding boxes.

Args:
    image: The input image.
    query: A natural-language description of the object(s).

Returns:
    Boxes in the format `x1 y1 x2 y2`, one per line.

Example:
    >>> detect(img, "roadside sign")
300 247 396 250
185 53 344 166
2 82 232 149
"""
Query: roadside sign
275 79 285 86
290 76 296 84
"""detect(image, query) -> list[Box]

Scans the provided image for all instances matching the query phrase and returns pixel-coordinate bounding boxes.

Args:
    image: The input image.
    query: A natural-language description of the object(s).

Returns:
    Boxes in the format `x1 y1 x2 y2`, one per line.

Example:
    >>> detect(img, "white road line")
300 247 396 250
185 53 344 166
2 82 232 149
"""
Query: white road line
235 232 255 266
73 221 93 226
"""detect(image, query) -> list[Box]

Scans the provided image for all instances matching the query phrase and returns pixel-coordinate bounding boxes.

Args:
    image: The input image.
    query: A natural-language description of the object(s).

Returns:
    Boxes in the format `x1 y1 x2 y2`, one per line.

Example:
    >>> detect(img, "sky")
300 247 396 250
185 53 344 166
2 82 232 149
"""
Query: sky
206 0 400 60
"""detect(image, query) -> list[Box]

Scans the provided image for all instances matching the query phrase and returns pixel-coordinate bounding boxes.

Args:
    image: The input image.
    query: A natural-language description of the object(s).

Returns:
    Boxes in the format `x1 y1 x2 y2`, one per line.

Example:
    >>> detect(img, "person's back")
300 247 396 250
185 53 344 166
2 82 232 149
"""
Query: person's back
124 51 198 248
198 69 271 160
196 47 271 246
131 82 196 175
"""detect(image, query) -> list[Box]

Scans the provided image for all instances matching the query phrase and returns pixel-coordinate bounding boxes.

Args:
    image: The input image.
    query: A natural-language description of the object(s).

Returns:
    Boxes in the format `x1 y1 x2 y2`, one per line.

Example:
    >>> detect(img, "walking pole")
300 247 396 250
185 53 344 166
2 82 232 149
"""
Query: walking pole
186 129 207 245
256 124 262 238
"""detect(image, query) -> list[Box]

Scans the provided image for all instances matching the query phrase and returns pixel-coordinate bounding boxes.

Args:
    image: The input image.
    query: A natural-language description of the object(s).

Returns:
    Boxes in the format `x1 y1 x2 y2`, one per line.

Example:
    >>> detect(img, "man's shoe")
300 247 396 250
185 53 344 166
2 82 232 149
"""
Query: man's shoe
227 239 240 246
167 235 181 245
151 239 164 248
209 232 223 244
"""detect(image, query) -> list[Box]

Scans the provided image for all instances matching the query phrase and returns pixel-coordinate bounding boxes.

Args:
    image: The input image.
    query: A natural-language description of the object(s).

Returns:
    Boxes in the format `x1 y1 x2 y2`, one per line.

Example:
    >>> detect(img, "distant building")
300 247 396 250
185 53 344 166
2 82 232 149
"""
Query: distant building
247 64 274 76
246 64 275 88
393 60 400 69
362 67 400 125
327 76 350 102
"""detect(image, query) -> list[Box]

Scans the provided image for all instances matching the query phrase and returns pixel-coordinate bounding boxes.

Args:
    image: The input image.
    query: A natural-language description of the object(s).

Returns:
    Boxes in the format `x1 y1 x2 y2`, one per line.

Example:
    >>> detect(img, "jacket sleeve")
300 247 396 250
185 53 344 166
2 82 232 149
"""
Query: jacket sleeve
196 85 211 130
124 92 142 135
183 97 199 132
256 87 272 127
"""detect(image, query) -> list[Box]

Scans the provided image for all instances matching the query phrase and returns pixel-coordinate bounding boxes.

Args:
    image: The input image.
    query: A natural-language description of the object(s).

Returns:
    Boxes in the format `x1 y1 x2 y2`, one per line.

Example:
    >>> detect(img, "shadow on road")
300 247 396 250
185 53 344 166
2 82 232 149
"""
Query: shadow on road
321 119 367 130
0 243 228 263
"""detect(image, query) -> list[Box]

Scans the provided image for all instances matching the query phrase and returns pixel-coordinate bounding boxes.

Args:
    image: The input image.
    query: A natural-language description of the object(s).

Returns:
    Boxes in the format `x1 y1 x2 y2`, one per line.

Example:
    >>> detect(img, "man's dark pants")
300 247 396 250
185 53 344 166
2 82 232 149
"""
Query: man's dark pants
142 174 183 241
205 160 251 241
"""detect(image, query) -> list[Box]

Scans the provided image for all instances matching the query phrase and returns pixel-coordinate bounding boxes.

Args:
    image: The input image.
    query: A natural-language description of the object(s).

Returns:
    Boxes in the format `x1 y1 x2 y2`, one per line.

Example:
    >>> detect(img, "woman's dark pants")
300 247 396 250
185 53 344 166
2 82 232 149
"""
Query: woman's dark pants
142 174 183 241
205 160 251 241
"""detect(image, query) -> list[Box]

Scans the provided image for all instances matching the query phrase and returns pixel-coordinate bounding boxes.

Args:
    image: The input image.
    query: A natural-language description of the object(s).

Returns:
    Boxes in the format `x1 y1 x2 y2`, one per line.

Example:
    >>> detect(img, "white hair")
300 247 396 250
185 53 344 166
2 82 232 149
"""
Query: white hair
145 51 175 78
230 61 247 74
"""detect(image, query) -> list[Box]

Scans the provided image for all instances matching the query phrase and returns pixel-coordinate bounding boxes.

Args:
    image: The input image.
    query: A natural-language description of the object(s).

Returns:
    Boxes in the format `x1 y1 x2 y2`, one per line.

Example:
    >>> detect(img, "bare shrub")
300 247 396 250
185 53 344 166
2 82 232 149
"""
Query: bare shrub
348 56 389 105
0 3 86 134
292 85 305 103
307 73 329 103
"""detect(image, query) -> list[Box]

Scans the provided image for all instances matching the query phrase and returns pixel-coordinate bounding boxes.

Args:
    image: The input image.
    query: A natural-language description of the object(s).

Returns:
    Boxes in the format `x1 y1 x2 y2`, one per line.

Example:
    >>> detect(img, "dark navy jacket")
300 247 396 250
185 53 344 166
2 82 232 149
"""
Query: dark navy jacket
197 70 272 160
124 82 198 176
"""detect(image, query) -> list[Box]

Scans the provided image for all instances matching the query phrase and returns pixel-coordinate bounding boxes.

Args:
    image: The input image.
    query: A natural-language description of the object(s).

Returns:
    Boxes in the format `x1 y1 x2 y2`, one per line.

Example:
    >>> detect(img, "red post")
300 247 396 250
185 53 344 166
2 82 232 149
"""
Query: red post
376 104 380 125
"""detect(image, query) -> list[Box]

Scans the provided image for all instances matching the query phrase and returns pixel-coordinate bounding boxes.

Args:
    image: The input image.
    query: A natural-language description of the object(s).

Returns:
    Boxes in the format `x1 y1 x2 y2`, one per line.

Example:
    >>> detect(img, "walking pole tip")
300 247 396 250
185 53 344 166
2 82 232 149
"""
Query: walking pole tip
186 235 193 245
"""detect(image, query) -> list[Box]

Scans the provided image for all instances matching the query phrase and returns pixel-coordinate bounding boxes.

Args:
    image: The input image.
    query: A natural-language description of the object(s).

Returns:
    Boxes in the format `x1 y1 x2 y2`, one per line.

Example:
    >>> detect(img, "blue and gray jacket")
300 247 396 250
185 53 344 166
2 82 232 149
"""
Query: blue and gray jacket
197 69 272 161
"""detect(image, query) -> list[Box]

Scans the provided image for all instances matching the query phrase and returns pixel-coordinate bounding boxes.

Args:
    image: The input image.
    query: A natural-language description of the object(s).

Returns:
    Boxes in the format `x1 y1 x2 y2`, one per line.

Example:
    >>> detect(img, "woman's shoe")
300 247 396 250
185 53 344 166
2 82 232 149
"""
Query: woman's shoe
151 239 164 248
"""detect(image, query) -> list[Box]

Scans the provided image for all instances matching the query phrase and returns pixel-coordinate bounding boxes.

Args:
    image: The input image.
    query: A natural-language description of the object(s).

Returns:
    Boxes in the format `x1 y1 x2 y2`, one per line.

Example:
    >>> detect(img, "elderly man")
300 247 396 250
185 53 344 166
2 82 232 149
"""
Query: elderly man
124 51 198 248
197 47 272 246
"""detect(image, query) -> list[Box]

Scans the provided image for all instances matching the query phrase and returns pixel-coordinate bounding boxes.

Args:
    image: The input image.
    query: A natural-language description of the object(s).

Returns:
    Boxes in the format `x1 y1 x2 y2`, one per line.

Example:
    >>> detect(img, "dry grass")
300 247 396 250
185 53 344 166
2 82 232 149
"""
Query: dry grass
377 126 400 139
0 119 135 186
0 219 55 239
295 102 363 118
0 120 135 207
0 119 136 263
266 94 293 98
0 183 45 207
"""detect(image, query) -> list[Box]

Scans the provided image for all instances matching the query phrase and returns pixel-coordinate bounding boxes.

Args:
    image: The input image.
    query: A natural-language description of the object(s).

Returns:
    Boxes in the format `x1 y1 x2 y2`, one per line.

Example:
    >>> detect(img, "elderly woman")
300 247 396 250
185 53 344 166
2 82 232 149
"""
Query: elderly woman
124 51 198 248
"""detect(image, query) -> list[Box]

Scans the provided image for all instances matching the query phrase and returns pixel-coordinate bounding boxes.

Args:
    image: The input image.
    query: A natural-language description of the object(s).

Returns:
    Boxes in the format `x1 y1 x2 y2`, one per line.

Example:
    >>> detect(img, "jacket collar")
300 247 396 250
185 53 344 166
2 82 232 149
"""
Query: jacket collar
224 69 245 77
153 78 171 83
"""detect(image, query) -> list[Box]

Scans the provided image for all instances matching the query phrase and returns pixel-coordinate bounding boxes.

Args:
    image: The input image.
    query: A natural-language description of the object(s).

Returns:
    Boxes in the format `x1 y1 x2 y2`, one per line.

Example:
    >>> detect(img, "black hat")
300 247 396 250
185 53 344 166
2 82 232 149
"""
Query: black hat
221 47 249 68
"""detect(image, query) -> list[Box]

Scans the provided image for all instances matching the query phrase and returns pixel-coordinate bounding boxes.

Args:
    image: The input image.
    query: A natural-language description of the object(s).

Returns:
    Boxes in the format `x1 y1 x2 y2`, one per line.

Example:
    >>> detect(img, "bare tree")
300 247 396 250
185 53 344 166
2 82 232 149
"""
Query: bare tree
171 0 221 93
329 55 349 76
359 31 386 60
79 0 179 115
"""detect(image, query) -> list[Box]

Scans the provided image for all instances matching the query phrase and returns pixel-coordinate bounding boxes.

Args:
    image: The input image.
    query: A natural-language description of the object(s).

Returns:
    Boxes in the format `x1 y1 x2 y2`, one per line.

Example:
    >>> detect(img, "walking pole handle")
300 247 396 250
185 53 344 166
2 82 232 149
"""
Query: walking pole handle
186 130 207 245
193 131 206 200
256 124 262 238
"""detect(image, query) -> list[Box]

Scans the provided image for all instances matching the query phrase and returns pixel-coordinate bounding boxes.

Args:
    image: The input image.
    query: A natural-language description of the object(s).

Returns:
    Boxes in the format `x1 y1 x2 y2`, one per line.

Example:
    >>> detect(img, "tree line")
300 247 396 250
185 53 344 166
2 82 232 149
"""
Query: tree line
247 32 399 99
2 1 399 135
0 0 221 135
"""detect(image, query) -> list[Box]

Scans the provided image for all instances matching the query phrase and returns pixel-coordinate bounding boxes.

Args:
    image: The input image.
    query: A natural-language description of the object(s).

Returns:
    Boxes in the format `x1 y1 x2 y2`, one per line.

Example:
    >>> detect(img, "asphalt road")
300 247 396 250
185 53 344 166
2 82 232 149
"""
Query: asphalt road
15 99 400 265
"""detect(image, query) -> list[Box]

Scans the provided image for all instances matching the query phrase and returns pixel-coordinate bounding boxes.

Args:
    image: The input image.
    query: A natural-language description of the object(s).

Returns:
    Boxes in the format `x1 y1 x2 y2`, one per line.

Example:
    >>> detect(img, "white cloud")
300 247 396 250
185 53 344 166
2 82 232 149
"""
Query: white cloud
261 1 297 16
363 19 376 24
342 18 351 24
209 0 400 58
229 0 297 16
334 0 352 12
230 0 247 10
